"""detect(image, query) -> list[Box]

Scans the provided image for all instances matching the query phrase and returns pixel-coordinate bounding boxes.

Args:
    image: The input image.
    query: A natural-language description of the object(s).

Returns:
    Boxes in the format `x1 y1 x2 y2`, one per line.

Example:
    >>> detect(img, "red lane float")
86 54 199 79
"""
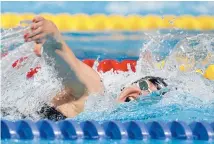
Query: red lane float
120 60 137 72
12 58 137 79
81 59 137 72
26 66 41 79
97 59 120 72
11 56 41 79
12 56 28 69
97 59 136 72
82 59 95 68
1 52 8 58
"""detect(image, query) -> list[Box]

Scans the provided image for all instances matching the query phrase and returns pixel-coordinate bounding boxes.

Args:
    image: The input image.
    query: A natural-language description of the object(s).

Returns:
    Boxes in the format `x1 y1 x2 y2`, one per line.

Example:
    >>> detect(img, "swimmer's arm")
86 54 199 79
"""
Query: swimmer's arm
46 36 103 94
28 16 103 94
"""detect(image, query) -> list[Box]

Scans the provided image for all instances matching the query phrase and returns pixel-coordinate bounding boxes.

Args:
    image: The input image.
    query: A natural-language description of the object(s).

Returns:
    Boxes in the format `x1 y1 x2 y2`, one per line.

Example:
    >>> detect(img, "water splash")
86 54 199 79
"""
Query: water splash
1 28 63 120
1 27 214 122
77 31 214 122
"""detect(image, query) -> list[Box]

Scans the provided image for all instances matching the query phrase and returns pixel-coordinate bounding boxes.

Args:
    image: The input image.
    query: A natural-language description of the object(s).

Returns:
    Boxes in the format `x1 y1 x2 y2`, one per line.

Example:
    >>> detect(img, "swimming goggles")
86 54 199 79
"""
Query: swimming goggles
121 76 168 95
132 76 167 92
149 87 169 97
123 77 169 102
132 79 152 93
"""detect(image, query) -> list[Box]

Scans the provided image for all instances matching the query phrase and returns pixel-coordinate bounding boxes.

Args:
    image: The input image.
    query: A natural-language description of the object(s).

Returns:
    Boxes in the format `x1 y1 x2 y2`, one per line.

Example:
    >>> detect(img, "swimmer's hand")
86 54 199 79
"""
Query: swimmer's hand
24 16 103 95
24 16 60 43
24 16 63 56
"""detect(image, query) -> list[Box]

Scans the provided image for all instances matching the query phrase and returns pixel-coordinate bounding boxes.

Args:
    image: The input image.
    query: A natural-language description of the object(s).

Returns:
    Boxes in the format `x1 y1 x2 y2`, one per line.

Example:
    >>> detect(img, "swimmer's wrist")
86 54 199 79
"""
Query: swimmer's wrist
44 35 63 51
49 20 60 37
48 21 63 44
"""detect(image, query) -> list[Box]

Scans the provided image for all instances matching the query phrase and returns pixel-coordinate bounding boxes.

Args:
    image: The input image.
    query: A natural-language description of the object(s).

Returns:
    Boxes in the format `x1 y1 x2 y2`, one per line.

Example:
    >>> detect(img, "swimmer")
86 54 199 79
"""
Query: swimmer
24 16 168 121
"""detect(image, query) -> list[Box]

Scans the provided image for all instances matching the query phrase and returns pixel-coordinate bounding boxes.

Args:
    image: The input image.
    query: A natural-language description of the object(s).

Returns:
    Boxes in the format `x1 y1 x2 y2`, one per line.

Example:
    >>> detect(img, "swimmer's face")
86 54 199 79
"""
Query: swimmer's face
117 79 159 103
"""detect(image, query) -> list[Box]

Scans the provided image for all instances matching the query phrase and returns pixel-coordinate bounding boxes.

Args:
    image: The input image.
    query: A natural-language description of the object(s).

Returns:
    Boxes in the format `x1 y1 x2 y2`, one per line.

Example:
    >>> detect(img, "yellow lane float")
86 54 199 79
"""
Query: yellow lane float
1 13 214 31
1 13 214 81
204 65 214 80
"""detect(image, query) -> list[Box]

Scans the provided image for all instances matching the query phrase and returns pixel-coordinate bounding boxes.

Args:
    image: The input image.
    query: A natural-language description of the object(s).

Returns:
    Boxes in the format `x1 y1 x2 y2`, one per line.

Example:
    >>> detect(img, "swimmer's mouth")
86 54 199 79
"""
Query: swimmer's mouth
124 96 136 102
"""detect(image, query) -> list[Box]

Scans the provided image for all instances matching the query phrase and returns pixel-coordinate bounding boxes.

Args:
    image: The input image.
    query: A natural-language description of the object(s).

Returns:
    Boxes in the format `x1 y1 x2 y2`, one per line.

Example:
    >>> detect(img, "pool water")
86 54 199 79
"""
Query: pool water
63 30 205 60
1 27 214 126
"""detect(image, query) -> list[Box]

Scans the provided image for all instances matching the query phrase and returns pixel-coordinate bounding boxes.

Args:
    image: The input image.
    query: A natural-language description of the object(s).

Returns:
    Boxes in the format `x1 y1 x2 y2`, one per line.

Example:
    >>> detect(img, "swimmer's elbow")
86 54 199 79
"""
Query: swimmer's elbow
57 50 103 94
76 59 104 94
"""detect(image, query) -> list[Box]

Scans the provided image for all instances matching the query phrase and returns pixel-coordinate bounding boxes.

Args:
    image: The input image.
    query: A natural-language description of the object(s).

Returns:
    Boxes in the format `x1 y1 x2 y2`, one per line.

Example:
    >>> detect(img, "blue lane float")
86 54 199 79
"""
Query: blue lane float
80 120 105 139
124 121 149 140
102 120 128 139
36 120 62 140
15 120 40 140
168 120 193 140
211 122 214 131
58 120 83 140
1 120 19 139
189 121 214 141
146 121 172 140
1 120 214 141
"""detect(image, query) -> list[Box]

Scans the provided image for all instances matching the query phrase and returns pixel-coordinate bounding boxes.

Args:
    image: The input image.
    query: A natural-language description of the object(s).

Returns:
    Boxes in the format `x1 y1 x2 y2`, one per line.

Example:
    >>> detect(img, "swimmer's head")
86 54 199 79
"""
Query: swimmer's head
117 76 168 103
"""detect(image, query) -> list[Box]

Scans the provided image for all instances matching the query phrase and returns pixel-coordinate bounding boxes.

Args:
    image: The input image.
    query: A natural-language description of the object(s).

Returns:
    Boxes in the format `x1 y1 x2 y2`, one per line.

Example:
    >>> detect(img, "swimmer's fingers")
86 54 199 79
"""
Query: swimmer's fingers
26 33 46 42
27 27 43 39
31 21 43 30
32 16 45 23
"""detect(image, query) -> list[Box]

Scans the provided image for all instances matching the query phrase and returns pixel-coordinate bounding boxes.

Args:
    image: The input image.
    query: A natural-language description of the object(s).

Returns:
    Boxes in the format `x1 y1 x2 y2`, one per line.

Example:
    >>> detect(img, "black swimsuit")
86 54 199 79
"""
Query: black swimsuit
37 104 66 121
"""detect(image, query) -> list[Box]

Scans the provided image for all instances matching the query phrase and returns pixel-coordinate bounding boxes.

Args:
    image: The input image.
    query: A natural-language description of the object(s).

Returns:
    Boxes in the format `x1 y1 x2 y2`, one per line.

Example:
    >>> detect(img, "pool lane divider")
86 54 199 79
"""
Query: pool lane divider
8 57 214 80
1 120 214 141
1 13 214 31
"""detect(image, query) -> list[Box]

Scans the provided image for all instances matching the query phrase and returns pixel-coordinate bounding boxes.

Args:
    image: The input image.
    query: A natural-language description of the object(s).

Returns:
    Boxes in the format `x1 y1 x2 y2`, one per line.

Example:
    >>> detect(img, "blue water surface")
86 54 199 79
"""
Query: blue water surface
1 30 214 144
64 30 201 61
